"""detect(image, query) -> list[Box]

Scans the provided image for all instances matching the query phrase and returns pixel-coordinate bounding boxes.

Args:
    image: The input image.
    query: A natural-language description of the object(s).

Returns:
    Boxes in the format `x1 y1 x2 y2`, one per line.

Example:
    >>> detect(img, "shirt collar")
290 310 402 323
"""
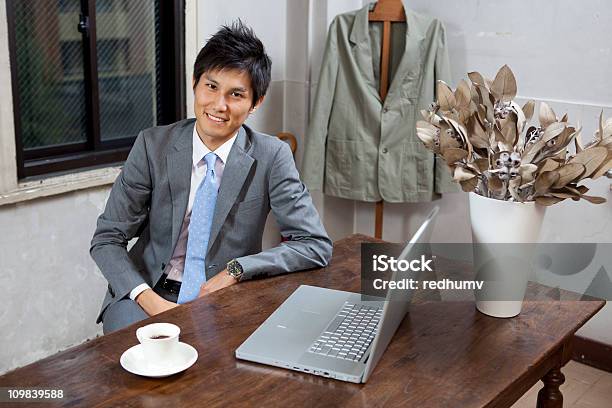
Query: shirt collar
192 125 238 167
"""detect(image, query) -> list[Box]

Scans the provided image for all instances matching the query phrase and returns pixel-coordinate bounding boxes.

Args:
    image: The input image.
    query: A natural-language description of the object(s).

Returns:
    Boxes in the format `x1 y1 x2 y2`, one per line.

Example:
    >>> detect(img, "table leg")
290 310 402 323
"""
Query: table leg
536 366 565 408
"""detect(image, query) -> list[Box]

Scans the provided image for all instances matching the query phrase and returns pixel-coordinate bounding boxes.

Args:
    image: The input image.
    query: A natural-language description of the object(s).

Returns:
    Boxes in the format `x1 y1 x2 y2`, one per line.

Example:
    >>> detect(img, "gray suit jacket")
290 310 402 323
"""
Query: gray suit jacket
90 119 332 323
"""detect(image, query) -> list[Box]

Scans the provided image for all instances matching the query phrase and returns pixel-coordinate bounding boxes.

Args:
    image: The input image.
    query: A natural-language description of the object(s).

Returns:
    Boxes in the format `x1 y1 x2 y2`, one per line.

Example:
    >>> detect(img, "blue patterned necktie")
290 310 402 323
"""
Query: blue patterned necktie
178 152 219 304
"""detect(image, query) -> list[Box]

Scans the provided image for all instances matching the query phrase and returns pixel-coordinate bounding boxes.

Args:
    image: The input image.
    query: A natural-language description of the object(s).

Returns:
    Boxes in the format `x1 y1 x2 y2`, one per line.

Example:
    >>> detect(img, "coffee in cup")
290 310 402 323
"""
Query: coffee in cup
136 323 180 364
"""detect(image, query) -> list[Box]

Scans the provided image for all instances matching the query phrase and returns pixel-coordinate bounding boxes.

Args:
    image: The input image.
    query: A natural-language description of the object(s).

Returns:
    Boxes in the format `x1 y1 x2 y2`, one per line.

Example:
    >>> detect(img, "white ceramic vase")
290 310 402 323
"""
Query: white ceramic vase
468 192 546 318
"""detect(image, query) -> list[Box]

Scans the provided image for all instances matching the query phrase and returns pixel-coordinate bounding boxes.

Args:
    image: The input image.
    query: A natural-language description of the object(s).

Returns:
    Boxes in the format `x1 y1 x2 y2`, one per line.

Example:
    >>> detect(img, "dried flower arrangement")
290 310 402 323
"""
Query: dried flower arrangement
416 65 612 205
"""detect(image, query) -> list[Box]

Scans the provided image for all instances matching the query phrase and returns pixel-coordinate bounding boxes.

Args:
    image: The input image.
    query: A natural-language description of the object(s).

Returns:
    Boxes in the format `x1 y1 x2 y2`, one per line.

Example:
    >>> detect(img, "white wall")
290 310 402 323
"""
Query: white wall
0 189 110 374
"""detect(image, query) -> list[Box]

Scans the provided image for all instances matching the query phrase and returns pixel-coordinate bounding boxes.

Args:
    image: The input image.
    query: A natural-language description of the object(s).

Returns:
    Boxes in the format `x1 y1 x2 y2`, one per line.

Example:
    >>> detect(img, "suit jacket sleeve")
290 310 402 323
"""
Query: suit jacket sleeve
301 17 340 192
236 143 333 280
90 131 151 300
433 20 460 194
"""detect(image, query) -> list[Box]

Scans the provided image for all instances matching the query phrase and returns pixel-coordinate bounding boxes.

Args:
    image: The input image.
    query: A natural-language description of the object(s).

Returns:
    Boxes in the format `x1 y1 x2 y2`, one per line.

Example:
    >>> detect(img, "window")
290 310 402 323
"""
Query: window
6 0 185 178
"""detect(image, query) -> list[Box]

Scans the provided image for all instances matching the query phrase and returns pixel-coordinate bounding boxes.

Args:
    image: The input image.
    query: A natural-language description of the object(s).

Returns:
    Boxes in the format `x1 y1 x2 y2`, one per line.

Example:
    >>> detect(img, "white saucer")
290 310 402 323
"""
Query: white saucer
120 342 198 378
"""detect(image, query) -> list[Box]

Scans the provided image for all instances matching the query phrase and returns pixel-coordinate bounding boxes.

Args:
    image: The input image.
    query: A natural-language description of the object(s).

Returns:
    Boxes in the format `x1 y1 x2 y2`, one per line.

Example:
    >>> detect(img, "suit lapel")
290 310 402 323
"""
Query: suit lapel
385 6 425 103
349 2 425 105
207 126 254 253
350 4 381 104
167 120 195 254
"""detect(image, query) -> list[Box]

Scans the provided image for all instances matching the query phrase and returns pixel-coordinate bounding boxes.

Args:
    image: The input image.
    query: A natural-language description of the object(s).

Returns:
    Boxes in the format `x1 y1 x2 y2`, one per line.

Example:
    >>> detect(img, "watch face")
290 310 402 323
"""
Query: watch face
229 260 243 277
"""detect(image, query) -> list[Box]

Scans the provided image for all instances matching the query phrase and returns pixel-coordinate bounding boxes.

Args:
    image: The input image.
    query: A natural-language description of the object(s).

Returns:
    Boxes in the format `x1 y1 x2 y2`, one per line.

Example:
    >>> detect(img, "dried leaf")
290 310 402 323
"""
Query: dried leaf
417 120 438 132
488 175 503 191
596 110 604 142
552 163 585 188
581 195 607 204
541 122 566 143
551 148 568 162
458 108 471 124
443 148 468 165
437 81 456 111
474 158 490 173
460 176 478 192
477 104 487 125
569 147 608 178
540 159 562 173
467 117 490 149
563 186 585 197
539 102 557 128
468 71 486 87
522 138 546 164
470 84 480 106
453 166 476 182
603 118 612 138
519 163 538 183
534 171 560 196
416 131 436 149
508 177 522 201
490 65 517 102
560 113 568 123
510 101 527 134
574 134 584 153
576 185 589 194
550 192 579 199
522 100 535 122
476 85 495 124
455 80 471 108
416 121 439 150
501 115 518 145
590 157 612 179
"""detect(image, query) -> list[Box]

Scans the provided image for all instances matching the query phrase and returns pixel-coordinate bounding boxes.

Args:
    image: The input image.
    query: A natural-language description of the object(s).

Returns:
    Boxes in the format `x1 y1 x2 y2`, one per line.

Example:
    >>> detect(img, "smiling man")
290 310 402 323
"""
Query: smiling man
91 21 332 334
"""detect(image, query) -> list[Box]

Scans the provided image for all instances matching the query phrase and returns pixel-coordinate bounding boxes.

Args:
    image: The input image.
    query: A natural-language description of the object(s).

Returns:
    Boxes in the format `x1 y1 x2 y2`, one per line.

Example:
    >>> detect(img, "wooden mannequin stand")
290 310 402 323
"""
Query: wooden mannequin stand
368 0 406 239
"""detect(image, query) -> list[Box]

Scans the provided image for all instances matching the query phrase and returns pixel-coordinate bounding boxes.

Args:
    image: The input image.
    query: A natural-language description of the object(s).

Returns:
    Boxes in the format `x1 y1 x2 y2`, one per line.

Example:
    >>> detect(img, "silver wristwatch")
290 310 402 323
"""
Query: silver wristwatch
227 259 244 281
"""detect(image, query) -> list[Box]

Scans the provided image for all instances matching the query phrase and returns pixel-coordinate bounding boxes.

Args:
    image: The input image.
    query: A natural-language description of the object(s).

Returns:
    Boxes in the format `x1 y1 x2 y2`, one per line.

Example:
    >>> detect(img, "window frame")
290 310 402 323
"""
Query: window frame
5 0 186 179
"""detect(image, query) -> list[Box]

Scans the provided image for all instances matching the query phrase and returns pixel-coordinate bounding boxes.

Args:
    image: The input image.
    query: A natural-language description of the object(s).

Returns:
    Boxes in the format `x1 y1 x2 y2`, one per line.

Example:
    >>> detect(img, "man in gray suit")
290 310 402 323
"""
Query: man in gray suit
91 22 332 334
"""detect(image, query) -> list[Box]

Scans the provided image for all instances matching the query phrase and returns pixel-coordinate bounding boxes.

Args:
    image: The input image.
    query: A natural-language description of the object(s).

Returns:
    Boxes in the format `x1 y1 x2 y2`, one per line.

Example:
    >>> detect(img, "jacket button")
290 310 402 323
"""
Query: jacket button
382 148 388 154
383 107 389 113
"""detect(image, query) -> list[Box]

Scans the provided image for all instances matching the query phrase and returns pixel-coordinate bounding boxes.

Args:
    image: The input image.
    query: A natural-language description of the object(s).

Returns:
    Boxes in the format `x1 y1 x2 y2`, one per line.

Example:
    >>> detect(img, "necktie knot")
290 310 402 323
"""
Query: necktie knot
204 152 217 172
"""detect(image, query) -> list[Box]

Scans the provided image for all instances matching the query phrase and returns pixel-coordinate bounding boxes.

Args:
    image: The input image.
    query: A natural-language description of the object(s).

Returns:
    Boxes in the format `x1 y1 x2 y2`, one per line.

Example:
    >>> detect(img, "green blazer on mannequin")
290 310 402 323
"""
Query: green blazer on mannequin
302 2 458 203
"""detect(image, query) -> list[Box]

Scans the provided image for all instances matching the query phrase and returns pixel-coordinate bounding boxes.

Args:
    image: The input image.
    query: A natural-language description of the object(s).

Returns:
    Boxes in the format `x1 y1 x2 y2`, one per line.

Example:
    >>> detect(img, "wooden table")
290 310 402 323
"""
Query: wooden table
0 234 604 407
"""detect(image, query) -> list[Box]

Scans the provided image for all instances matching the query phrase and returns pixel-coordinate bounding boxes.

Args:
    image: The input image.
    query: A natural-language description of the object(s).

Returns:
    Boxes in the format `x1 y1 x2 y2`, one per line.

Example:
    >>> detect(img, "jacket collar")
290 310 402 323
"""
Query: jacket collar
349 1 425 104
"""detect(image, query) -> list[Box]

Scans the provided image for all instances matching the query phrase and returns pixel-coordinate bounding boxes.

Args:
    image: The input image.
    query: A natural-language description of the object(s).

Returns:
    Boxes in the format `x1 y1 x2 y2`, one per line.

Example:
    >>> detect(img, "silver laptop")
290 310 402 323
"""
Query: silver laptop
235 207 439 383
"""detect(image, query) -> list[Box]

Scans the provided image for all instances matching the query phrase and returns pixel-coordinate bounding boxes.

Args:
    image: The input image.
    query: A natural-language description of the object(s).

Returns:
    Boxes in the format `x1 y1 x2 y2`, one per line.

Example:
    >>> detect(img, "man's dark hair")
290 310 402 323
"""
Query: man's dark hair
193 20 272 107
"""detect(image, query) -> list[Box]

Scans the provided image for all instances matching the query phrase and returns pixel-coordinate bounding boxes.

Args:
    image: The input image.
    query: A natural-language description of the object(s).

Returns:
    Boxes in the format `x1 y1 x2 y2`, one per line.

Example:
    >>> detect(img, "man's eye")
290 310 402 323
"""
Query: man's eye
206 83 216 89
232 92 243 98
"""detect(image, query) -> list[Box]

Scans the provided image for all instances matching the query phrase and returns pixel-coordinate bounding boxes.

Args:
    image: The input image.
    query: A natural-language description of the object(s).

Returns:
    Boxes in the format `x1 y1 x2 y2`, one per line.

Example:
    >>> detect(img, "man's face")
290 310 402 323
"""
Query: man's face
193 69 262 145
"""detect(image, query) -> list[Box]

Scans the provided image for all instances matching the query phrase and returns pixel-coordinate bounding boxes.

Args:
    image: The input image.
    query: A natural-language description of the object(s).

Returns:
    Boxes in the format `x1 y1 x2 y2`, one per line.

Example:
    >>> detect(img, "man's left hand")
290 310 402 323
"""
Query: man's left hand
198 269 238 297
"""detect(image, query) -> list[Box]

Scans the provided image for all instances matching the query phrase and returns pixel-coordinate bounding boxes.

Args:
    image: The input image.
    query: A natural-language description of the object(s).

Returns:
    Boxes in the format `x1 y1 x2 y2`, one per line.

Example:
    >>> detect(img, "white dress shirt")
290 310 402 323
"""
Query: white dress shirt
129 127 237 301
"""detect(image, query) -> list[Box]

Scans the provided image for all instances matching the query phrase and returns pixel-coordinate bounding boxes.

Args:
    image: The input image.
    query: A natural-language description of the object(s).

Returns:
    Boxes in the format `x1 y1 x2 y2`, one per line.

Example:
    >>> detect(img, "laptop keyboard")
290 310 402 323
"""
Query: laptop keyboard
308 302 382 361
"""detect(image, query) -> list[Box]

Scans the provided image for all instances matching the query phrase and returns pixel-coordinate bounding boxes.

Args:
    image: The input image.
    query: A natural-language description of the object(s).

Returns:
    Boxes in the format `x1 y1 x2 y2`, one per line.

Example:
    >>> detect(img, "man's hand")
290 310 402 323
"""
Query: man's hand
135 289 178 317
198 269 238 297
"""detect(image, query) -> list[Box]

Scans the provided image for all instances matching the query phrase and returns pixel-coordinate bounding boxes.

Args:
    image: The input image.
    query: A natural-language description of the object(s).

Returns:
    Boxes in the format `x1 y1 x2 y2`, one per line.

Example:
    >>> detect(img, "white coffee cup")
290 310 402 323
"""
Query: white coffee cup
136 323 181 364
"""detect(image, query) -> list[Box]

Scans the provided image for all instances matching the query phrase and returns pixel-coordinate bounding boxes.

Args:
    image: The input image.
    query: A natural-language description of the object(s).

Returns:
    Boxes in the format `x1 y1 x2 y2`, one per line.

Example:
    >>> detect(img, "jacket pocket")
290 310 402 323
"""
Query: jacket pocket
324 139 353 190
403 141 433 193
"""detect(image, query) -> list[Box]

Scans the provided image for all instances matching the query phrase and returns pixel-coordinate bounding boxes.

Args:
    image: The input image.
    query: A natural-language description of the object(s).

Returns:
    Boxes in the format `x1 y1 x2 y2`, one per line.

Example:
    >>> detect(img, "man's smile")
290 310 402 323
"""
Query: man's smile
206 112 228 123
